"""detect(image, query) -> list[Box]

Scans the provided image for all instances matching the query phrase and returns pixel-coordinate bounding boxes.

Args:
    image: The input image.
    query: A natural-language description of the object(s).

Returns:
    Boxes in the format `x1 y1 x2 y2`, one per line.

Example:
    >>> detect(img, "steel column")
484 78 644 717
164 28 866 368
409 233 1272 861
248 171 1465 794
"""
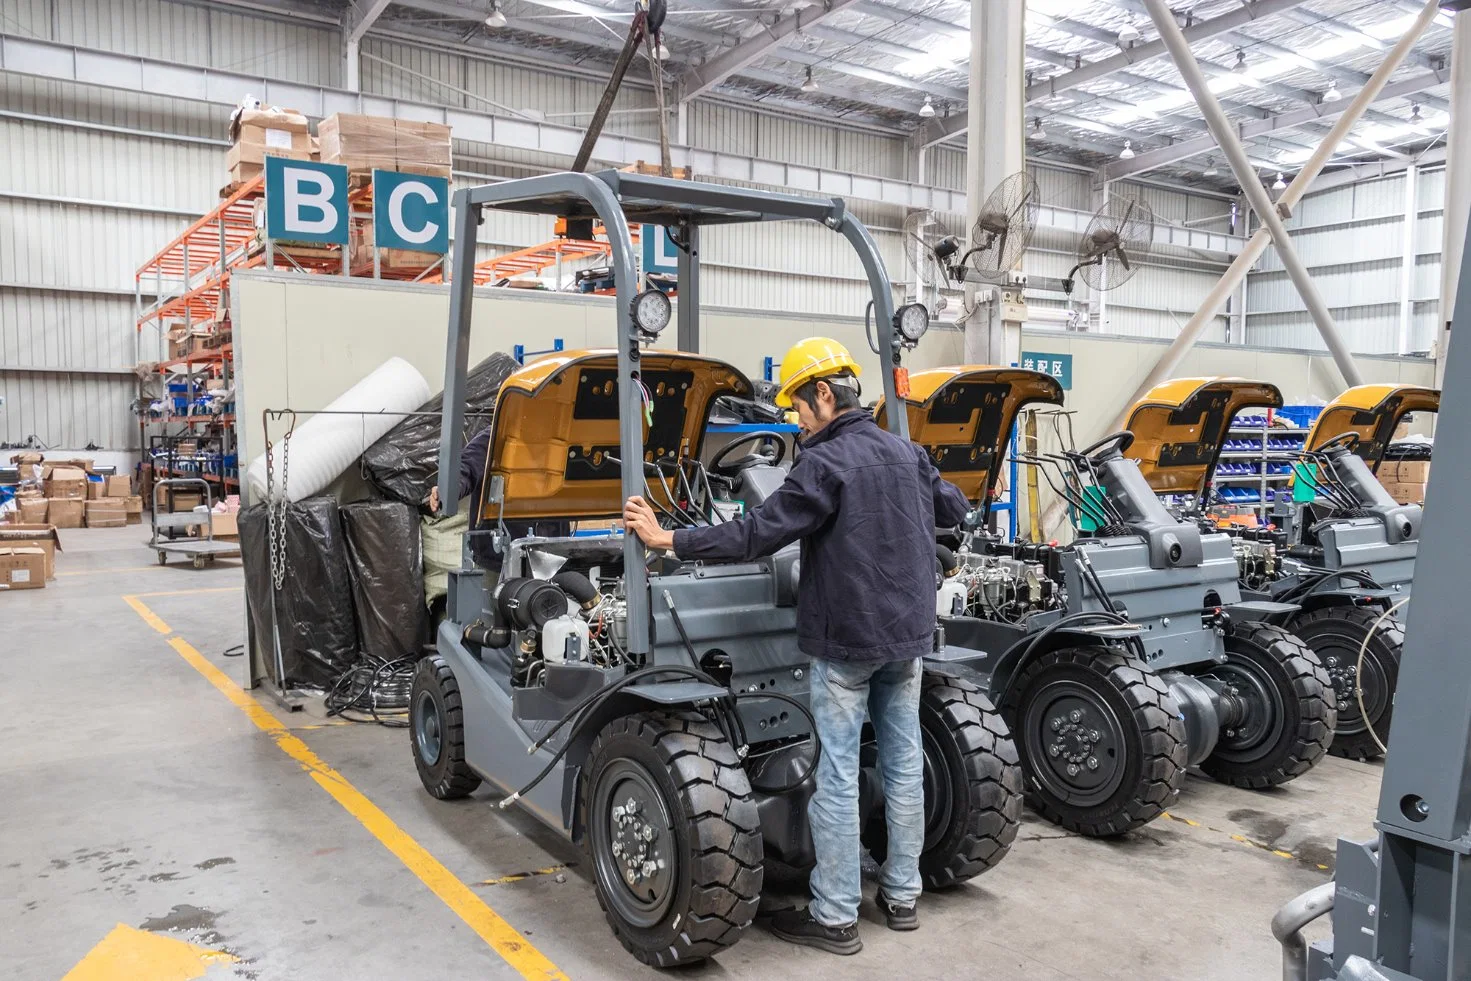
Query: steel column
1438 10 1471 388
1141 0 1362 388
962 0 1025 366
1104 0 1438 436
676 222 700 353
1399 164 1418 355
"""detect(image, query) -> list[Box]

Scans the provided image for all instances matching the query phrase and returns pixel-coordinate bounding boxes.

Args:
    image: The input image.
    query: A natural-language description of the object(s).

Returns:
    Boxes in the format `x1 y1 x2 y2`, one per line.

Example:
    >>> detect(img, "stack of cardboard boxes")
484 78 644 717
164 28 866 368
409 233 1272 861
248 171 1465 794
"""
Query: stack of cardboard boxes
318 114 451 179
1378 460 1430 505
166 316 231 361
0 523 62 593
227 106 313 186
8 455 142 530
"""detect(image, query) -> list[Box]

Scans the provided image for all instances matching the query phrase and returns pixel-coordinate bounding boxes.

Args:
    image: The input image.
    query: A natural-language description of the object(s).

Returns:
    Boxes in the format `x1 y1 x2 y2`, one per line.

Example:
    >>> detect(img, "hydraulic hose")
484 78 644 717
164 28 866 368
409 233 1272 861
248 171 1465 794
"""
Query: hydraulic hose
1356 596 1409 756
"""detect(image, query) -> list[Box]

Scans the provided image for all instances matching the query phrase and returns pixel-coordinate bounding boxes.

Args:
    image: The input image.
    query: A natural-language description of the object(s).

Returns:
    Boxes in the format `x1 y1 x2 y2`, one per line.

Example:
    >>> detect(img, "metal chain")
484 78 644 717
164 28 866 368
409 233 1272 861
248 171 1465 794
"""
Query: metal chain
263 410 296 591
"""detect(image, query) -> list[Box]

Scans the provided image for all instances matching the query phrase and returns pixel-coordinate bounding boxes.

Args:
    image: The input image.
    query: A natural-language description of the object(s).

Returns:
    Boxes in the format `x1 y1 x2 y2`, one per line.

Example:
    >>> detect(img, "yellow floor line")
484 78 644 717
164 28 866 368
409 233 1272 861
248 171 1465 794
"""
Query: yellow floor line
122 595 172 634
131 586 243 598
121 596 568 981
1161 810 1331 871
59 565 168 577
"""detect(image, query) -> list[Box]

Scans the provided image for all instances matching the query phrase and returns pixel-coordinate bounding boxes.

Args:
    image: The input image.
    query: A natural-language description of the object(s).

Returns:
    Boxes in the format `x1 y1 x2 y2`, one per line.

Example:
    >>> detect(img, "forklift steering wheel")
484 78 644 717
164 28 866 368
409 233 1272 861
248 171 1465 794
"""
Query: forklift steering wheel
1315 431 1361 452
1078 430 1135 460
710 430 787 476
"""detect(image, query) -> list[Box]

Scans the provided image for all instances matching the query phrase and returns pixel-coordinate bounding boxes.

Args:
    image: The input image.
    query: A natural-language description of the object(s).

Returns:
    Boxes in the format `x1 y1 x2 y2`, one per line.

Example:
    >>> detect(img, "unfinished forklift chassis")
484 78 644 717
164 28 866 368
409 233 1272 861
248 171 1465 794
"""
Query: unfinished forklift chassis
893 369 1334 836
417 173 1025 968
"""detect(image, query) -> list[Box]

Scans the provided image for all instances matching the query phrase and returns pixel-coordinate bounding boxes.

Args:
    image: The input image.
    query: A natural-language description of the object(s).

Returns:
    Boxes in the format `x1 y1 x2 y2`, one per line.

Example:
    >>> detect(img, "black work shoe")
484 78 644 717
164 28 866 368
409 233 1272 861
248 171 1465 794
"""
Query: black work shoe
768 907 862 955
876 892 918 931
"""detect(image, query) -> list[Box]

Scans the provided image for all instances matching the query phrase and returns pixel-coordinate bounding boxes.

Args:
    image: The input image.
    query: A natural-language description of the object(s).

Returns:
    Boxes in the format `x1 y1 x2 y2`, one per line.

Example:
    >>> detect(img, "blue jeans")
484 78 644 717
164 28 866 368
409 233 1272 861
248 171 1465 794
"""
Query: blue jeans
806 656 924 928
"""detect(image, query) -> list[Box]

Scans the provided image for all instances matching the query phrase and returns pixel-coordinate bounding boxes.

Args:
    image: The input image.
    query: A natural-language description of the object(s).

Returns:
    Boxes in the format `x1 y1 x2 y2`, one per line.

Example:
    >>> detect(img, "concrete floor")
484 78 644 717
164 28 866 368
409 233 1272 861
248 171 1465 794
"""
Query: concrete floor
2 525 1381 980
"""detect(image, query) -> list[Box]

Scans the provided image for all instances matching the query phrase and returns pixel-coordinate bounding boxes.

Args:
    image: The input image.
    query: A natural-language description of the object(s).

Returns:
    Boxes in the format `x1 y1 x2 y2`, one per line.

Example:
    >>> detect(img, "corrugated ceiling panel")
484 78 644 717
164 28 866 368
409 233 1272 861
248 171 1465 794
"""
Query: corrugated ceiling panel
1031 166 1090 212
1417 167 1447 211
1246 304 1401 355
207 8 339 86
1412 253 1442 301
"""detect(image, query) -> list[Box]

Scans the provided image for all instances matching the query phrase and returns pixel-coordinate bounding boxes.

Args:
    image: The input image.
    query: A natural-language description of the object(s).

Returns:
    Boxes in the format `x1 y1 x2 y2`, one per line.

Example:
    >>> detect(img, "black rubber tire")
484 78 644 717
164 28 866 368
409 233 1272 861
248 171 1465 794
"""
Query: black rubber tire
581 713 762 968
1288 605 1399 763
1003 647 1187 837
1198 622 1336 788
864 672 1024 888
409 654 481 800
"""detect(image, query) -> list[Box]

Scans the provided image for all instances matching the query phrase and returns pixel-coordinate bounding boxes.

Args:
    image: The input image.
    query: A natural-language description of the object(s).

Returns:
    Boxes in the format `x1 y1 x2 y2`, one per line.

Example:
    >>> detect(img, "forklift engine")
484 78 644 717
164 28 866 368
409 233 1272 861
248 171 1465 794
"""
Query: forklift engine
1232 537 1279 592
940 546 1061 622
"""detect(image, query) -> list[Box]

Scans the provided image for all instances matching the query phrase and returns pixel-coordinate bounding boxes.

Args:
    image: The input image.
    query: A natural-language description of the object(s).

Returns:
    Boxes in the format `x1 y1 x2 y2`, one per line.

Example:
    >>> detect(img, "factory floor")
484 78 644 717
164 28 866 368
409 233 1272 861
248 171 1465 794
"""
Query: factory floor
4 525 1376 981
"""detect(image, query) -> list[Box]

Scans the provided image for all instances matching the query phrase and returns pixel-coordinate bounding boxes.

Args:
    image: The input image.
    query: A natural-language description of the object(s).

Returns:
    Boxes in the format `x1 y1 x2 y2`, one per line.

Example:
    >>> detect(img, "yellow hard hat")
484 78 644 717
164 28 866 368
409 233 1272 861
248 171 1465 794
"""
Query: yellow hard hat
774 337 862 408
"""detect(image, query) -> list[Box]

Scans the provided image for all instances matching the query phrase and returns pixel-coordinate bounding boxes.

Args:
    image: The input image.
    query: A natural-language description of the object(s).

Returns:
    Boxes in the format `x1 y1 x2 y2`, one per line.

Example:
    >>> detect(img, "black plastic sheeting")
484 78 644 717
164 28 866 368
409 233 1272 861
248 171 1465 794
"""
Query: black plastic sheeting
361 351 519 506
341 501 429 659
240 498 360 688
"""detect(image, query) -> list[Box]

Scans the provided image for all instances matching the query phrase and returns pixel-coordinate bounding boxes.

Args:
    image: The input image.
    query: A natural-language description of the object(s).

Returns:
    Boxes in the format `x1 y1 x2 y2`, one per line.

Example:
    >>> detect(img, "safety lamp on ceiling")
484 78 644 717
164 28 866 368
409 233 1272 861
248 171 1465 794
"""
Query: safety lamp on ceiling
485 3 507 28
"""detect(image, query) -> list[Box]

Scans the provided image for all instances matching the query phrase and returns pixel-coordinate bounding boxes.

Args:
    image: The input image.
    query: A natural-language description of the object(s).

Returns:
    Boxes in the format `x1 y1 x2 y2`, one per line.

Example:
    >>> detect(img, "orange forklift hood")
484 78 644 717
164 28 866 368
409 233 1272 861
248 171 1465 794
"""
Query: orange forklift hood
1123 377 1284 496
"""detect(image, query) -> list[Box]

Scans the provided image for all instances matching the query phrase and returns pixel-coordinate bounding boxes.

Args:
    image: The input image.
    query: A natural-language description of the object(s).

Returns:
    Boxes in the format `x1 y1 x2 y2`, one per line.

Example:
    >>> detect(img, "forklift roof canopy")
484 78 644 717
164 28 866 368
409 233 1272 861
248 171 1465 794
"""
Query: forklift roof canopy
485 349 753 520
1125 377 1284 495
471 170 849 227
873 366 1064 503
1306 384 1440 472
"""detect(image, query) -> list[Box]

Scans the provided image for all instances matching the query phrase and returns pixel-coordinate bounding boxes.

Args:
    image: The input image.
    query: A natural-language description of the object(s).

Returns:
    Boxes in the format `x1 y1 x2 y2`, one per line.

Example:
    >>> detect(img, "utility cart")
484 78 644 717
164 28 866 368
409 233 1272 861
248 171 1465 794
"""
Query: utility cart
149 477 240 569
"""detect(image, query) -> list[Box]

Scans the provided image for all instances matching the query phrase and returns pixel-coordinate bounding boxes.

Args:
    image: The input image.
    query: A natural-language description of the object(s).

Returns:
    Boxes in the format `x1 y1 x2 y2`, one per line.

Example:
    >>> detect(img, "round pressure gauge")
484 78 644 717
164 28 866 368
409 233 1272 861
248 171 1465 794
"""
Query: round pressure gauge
632 288 672 335
893 302 930 344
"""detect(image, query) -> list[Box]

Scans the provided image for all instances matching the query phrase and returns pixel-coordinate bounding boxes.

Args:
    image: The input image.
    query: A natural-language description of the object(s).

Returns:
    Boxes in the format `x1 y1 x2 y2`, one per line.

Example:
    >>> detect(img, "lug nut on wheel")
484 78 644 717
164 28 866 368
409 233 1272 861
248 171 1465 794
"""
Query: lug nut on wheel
1087 757 1099 770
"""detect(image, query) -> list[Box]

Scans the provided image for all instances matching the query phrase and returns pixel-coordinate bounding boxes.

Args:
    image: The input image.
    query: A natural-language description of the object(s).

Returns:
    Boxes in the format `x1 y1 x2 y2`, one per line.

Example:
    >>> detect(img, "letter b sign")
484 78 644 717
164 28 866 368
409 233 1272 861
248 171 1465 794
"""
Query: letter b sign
265 157 350 244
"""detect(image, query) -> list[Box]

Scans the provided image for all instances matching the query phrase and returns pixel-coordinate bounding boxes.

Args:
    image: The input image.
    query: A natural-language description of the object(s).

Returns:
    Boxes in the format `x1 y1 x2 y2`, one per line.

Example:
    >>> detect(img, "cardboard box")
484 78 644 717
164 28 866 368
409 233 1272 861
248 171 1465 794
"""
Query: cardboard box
170 493 204 513
87 476 105 500
210 512 238 539
1379 481 1427 505
9 451 43 466
105 474 132 498
85 501 128 528
225 141 312 171
47 498 84 529
230 106 310 141
350 222 439 273
395 119 452 177
16 498 48 524
0 524 62 579
319 113 398 173
45 466 88 500
0 547 45 591
1380 460 1430 484
123 495 144 516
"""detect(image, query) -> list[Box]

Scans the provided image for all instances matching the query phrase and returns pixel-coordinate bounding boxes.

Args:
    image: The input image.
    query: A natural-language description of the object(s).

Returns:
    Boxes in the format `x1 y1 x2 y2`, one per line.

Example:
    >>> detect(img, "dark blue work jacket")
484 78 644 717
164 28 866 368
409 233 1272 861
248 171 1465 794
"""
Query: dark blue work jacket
674 410 970 663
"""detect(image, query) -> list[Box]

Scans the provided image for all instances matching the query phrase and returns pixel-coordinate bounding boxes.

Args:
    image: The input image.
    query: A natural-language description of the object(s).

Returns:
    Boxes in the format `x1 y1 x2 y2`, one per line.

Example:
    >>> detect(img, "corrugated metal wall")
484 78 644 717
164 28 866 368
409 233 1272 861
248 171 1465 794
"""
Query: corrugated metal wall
1 0 1241 448
1247 167 1443 356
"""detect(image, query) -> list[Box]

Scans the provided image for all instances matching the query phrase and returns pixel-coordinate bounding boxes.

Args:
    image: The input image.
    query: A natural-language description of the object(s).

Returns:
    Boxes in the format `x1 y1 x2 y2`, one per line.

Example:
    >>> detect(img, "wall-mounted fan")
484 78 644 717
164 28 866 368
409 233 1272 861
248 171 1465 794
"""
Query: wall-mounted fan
903 210 961 287
902 209 960 315
1063 193 1155 294
964 171 1040 278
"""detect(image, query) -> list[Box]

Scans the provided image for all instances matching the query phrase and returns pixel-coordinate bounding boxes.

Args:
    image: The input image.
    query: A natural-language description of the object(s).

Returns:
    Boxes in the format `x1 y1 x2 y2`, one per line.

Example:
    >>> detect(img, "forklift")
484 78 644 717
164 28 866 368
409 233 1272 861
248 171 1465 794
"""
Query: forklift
416 171 1023 967
1122 379 1434 761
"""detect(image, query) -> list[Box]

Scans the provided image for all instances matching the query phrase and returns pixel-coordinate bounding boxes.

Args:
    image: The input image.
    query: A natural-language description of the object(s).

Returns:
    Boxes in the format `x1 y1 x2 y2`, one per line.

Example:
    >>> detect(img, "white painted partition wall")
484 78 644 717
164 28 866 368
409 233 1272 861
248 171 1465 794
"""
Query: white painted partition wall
232 272 1436 502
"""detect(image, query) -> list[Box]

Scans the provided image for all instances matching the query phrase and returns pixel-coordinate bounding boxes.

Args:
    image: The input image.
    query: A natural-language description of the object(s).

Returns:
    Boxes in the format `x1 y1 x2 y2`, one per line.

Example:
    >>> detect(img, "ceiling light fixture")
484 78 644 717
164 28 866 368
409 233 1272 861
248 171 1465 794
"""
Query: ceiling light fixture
1029 117 1046 141
1117 18 1141 45
1120 140 1135 160
1204 157 1218 177
1323 80 1342 103
485 3 507 28
919 95 936 118
800 67 818 93
1232 48 1247 73
1272 172 1287 190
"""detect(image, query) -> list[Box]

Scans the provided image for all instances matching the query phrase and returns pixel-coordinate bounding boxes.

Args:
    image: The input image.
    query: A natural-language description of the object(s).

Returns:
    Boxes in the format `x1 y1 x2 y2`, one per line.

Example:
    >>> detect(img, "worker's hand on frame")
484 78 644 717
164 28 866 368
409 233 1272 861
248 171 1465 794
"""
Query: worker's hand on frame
623 496 676 552
426 486 440 513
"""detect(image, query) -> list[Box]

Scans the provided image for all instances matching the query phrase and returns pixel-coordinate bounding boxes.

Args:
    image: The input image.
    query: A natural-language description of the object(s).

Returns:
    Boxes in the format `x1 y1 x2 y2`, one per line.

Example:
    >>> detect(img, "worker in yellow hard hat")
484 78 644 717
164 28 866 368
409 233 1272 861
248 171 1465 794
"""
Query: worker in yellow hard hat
624 336 971 952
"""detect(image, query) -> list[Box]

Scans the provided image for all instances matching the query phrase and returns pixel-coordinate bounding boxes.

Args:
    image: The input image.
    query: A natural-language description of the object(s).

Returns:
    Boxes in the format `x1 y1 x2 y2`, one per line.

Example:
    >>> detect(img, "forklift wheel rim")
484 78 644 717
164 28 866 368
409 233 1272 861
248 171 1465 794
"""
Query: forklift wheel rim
1022 678 1127 808
919 724 955 850
1318 631 1390 737
1205 656 1285 763
591 758 677 929
414 690 443 766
